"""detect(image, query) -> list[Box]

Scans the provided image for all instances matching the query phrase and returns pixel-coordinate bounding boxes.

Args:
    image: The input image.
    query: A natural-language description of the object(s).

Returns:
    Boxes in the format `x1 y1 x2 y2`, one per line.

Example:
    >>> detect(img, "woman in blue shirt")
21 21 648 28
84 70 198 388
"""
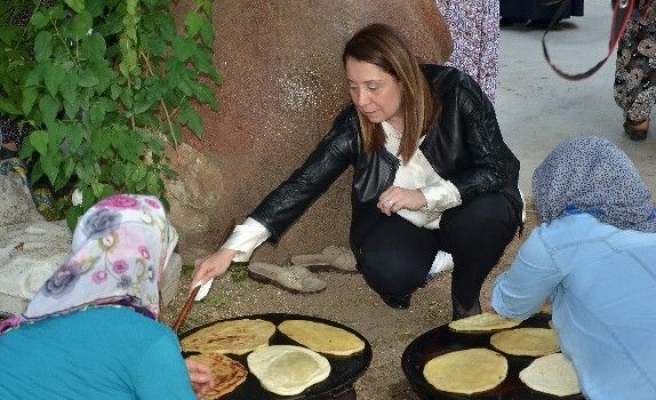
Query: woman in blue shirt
492 136 656 400
0 194 214 399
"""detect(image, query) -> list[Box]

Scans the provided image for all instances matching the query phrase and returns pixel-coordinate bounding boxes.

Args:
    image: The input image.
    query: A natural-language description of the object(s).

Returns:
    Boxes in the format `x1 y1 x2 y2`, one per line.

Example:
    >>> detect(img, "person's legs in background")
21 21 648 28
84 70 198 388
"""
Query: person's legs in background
439 192 520 320
435 0 500 103
614 5 656 141
355 214 439 309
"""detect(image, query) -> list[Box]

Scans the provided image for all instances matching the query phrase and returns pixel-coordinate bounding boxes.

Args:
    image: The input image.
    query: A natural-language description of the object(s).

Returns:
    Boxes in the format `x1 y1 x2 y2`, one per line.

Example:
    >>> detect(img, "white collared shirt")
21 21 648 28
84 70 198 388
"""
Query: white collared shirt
381 121 461 229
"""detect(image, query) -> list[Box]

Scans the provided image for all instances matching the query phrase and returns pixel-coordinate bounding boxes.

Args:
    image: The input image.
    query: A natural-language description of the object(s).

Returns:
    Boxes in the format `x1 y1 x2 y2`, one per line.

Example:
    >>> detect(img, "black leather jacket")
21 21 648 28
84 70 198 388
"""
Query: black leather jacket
251 65 523 247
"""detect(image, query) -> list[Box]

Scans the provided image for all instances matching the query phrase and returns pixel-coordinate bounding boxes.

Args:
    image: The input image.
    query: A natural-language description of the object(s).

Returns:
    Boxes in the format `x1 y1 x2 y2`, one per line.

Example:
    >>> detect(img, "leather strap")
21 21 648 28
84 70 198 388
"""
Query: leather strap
541 0 637 80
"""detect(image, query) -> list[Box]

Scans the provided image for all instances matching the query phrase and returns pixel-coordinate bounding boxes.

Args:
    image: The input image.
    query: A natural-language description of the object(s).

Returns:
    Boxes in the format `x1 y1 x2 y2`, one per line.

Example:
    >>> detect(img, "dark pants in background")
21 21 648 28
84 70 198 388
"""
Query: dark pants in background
500 0 584 21
355 192 520 316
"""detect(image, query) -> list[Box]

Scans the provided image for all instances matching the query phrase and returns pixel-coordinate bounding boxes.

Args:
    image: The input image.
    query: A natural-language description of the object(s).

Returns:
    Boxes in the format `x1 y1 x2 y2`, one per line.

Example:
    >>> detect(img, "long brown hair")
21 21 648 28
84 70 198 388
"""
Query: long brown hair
342 23 437 163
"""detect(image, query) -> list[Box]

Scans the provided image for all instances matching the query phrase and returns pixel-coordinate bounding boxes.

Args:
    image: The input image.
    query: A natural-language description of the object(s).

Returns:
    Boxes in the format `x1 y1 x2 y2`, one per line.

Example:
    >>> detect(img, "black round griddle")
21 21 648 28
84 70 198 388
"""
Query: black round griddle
179 313 372 399
402 313 584 400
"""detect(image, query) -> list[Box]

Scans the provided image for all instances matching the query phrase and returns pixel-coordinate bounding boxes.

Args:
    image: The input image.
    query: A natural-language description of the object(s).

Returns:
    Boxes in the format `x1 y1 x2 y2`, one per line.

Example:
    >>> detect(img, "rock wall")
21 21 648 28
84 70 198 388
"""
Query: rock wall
170 0 453 264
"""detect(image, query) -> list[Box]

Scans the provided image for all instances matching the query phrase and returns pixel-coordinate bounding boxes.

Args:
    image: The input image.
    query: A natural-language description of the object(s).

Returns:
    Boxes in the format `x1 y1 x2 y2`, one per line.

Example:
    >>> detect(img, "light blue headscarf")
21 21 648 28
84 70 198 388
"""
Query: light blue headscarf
532 136 656 232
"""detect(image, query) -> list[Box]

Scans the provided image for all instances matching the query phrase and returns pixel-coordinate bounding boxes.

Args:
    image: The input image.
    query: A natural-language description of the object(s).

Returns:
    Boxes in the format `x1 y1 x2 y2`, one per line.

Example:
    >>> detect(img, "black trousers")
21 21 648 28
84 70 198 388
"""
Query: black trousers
354 192 520 312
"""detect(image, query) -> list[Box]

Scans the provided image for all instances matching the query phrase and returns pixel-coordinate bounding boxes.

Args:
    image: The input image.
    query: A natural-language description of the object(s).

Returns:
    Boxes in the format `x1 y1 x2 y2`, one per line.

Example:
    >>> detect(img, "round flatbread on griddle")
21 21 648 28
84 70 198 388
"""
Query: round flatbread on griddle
247 345 331 396
181 318 276 355
520 353 581 397
278 319 365 356
186 352 248 399
423 348 508 395
490 327 560 357
448 312 521 333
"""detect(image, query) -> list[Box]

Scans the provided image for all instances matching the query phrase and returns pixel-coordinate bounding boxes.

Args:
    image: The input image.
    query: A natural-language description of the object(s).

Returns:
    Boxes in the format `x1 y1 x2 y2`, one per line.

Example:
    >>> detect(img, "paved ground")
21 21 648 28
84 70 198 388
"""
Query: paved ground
497 2 656 197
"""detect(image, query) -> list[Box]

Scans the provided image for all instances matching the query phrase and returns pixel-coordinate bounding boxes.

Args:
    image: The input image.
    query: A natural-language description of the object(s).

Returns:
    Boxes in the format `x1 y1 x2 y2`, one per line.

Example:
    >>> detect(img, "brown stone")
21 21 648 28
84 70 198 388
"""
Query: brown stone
171 0 452 264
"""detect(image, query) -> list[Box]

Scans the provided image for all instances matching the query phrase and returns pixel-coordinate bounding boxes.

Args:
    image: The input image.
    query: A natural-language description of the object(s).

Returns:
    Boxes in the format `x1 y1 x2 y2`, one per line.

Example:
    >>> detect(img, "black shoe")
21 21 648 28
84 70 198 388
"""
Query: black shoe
452 300 482 320
500 17 526 27
624 119 648 141
381 294 411 309
526 18 554 29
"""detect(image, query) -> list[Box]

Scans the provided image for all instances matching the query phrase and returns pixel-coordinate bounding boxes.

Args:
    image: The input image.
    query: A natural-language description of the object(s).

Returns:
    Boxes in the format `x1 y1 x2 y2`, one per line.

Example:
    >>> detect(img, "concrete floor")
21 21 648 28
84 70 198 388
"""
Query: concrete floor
496 2 656 198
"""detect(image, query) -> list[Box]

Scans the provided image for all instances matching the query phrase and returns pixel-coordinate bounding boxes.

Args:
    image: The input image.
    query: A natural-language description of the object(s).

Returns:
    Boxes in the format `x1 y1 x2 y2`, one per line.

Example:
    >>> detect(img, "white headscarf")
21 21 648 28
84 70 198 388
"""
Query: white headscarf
1 194 178 333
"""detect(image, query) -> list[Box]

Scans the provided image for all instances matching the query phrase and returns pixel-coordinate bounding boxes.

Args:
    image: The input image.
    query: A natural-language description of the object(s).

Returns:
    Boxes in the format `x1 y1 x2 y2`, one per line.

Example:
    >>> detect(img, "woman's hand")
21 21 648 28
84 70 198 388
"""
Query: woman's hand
377 186 427 216
185 359 215 396
191 248 238 291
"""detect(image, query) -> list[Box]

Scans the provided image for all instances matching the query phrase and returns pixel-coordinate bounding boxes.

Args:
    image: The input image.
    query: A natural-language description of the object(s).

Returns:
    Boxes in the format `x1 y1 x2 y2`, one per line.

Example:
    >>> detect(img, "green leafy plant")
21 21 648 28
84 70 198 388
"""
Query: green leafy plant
0 0 220 228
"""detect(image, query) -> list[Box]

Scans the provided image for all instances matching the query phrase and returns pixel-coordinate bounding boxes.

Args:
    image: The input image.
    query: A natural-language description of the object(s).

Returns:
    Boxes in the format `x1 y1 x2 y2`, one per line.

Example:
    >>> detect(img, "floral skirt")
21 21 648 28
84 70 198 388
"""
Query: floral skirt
614 5 656 123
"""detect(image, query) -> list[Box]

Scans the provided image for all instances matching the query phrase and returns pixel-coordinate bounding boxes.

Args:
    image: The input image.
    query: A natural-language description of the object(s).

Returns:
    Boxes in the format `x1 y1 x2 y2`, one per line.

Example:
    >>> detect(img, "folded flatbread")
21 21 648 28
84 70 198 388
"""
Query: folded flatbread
278 319 365 356
181 318 276 355
520 353 581 397
448 312 521 333
187 352 248 399
247 345 331 396
490 327 560 357
423 348 508 395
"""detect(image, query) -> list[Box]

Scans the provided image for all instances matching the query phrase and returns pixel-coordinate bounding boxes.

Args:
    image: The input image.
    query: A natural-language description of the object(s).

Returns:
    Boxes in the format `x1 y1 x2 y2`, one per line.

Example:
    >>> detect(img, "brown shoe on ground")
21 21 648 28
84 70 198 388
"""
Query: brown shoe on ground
624 119 649 141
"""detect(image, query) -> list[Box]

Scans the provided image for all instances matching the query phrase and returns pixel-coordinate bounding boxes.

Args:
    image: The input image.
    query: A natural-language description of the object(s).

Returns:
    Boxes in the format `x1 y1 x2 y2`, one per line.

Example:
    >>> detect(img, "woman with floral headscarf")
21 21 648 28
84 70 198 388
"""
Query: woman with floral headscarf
0 194 214 399
491 136 656 399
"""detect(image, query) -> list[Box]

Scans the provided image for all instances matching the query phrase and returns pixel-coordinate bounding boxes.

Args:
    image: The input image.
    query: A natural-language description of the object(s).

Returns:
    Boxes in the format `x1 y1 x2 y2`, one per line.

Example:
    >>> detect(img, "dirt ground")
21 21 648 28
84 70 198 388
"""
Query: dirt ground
160 205 539 400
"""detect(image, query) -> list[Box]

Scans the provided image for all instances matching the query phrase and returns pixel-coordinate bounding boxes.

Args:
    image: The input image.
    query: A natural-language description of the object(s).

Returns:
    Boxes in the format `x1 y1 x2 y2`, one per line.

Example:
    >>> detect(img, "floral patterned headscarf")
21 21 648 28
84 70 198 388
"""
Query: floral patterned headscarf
0 194 178 333
532 136 656 232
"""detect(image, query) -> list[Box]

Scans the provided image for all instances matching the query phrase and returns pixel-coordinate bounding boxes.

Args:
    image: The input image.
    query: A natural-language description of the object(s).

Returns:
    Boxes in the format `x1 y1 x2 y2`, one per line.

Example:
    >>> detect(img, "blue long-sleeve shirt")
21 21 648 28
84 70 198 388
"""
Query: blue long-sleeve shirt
0 307 196 400
492 213 656 400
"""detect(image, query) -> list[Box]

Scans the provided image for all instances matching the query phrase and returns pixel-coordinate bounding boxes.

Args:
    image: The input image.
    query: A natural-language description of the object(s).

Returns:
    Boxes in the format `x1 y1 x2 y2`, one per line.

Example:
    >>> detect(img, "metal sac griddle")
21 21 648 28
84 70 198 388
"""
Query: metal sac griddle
402 313 584 400
179 313 372 400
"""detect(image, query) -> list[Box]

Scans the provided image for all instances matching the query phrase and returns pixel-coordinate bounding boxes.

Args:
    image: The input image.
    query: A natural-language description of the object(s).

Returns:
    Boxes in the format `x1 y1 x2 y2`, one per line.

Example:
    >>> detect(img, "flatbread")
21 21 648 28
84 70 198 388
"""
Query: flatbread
278 319 365 356
448 312 521 333
247 345 331 396
181 318 276 355
520 353 581 397
490 327 560 357
187 352 248 399
423 348 508 395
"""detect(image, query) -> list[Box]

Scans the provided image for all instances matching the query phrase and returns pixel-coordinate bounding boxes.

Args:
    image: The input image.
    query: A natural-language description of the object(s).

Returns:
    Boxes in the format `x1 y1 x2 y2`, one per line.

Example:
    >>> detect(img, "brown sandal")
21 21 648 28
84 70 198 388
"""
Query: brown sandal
624 119 648 141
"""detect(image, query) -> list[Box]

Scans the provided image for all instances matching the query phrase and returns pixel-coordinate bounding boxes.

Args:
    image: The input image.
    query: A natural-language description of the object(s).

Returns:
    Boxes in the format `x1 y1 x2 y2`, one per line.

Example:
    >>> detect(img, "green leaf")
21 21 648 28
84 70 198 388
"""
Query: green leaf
88 101 106 127
172 37 196 62
78 70 99 87
60 72 80 117
184 13 204 37
131 163 148 183
91 182 111 198
110 163 127 185
24 63 46 87
0 99 20 115
34 31 53 62
48 122 68 150
75 163 97 183
27 158 45 183
64 123 88 153
199 20 215 48
39 95 60 127
91 129 112 154
44 64 66 97
81 33 106 62
42 154 61 188
64 0 86 13
181 106 203 138
29 130 49 155
71 11 93 38
67 206 86 231
30 11 50 30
